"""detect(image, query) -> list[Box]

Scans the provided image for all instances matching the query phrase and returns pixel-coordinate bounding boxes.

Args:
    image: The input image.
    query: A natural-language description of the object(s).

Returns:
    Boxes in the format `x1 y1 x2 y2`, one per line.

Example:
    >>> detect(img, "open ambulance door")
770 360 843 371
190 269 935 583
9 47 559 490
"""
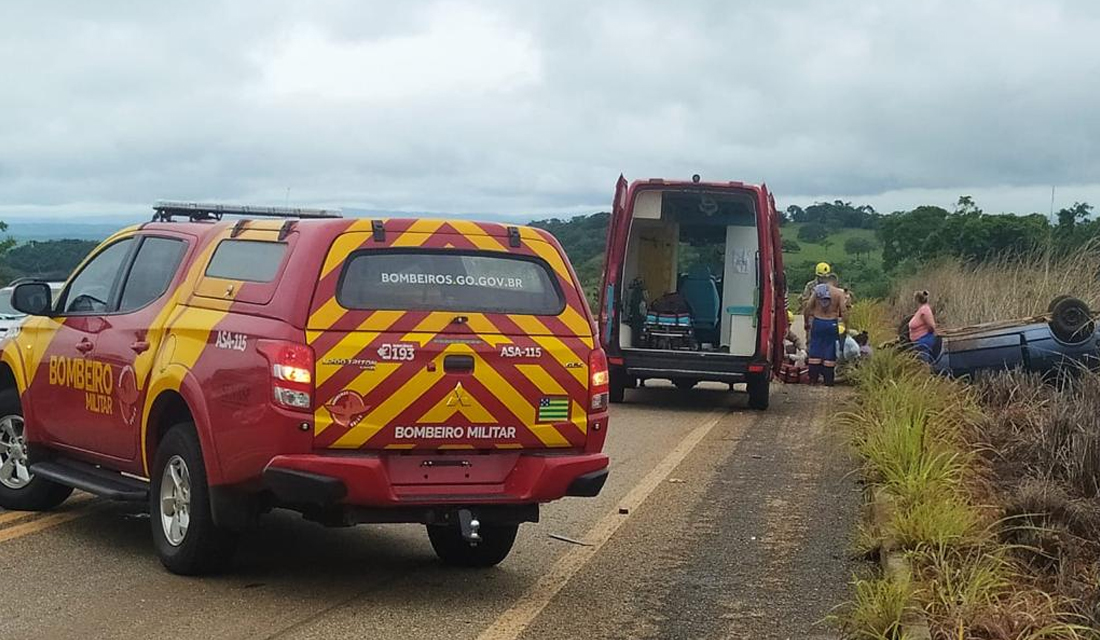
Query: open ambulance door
599 175 630 354
765 187 788 375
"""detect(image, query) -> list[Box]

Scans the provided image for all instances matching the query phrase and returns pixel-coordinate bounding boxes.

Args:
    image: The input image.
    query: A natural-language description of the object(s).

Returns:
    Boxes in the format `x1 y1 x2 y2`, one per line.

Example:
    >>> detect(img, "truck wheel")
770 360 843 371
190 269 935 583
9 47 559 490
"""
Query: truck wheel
1047 295 1071 313
427 523 518 567
747 376 770 410
1050 297 1094 344
151 423 238 575
0 388 73 511
609 368 627 404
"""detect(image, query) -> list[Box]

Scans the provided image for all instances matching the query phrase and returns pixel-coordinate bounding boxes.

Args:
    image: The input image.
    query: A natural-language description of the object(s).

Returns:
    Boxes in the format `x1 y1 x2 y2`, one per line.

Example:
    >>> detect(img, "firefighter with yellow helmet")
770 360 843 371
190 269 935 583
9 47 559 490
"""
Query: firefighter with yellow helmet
799 262 833 306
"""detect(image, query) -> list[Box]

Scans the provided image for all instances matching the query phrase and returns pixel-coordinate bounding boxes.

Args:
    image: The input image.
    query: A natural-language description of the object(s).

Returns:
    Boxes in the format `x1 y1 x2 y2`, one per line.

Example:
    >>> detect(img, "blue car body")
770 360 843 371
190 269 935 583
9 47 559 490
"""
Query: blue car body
932 320 1100 378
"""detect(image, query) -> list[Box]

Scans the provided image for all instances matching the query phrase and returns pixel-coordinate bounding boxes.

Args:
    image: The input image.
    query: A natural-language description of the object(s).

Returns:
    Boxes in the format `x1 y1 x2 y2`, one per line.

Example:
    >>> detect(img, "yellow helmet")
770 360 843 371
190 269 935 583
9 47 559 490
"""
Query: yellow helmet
815 262 831 277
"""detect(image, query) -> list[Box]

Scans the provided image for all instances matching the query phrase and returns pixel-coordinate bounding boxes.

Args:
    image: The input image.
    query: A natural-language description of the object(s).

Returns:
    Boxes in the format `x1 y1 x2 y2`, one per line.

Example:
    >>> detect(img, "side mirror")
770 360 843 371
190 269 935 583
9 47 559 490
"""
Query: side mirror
11 282 53 316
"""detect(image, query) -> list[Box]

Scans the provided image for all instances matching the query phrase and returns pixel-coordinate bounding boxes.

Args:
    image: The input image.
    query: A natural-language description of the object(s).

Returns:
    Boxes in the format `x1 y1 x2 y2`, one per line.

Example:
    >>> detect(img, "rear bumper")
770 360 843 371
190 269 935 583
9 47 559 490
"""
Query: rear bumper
620 348 761 382
262 452 609 508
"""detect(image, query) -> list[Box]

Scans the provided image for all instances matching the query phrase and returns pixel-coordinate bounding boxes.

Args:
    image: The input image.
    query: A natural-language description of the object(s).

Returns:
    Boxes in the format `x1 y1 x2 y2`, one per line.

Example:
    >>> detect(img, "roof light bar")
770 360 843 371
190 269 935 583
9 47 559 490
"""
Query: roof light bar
152 200 343 222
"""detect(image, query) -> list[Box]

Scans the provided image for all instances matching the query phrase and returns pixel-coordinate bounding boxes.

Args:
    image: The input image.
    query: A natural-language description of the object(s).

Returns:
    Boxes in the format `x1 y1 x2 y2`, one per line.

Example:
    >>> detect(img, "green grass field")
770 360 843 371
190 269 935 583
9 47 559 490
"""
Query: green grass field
779 223 883 268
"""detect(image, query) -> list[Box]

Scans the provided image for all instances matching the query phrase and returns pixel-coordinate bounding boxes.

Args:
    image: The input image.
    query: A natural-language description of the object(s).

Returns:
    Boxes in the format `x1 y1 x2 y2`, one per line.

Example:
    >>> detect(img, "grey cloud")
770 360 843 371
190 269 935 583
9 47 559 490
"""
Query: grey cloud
1 0 1099 219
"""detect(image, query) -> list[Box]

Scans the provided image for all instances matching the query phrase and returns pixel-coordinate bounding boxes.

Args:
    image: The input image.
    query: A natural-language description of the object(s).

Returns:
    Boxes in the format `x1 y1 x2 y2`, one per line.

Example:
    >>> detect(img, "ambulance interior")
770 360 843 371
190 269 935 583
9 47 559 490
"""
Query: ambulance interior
619 189 759 356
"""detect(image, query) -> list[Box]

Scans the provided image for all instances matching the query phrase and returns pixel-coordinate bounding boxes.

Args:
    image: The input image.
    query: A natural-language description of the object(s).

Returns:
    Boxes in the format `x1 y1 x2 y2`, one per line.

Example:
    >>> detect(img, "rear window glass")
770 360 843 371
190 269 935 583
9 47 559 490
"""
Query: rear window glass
205 240 286 282
337 251 564 315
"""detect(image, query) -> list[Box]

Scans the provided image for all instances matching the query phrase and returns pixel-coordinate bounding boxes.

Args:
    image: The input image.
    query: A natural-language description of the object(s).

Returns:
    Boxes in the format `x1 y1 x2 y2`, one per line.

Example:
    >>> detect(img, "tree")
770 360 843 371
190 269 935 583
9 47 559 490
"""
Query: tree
797 222 830 244
0 220 15 284
781 239 802 253
954 195 983 216
786 205 805 223
844 236 879 260
801 201 880 230
1056 202 1092 229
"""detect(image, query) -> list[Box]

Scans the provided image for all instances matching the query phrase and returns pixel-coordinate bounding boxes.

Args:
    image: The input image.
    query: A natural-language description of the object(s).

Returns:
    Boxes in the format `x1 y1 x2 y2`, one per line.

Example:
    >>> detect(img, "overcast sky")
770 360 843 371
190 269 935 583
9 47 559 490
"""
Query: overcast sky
1 0 1098 221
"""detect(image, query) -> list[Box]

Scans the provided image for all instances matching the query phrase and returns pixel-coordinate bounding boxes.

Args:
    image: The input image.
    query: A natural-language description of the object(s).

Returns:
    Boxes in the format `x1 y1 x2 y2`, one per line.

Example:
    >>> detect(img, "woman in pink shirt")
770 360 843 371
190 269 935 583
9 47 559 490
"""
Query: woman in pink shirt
908 290 937 361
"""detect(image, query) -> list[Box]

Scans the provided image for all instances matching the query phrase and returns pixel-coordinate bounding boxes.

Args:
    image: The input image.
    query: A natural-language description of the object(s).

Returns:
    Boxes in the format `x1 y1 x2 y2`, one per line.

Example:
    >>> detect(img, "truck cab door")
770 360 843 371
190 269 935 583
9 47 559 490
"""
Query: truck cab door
92 234 190 466
599 175 629 352
35 236 138 457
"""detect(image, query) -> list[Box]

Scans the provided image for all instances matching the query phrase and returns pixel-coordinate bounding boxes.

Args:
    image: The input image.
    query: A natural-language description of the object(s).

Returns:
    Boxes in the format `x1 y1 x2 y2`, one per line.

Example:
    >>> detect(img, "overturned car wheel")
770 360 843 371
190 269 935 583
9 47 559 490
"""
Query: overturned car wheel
1049 297 1094 344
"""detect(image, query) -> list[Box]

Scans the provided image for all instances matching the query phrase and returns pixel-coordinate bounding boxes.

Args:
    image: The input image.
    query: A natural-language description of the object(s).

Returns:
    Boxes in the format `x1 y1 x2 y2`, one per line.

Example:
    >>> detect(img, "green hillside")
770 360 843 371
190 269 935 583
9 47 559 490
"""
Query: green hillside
780 224 882 267
780 223 889 300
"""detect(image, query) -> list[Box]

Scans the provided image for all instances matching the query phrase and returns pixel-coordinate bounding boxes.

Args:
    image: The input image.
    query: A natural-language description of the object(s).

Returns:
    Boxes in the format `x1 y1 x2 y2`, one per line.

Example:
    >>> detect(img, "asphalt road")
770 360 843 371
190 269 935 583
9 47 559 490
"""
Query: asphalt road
0 383 860 640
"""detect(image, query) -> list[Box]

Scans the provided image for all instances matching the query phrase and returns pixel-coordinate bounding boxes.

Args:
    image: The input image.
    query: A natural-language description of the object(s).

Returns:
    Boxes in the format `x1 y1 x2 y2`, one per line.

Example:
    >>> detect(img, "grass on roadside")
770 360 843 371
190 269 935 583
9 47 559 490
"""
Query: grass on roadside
836 344 1098 638
848 300 896 347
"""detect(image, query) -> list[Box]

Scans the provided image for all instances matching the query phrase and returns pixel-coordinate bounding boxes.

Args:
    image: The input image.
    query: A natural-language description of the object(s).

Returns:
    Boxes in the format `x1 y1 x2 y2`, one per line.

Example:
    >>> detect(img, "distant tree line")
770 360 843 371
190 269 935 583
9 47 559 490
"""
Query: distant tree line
879 196 1094 269
0 237 100 285
784 200 880 229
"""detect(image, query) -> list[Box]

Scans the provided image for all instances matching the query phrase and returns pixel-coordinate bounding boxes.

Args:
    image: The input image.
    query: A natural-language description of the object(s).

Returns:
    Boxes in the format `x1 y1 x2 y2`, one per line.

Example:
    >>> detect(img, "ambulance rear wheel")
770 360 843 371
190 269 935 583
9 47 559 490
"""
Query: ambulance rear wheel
427 523 518 567
0 388 73 511
747 375 770 410
609 368 627 404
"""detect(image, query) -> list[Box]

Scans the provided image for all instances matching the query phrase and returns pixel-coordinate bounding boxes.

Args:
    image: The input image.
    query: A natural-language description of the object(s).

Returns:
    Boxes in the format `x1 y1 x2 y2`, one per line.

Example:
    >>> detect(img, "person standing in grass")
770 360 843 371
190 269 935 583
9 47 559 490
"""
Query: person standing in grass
802 274 848 386
908 290 938 362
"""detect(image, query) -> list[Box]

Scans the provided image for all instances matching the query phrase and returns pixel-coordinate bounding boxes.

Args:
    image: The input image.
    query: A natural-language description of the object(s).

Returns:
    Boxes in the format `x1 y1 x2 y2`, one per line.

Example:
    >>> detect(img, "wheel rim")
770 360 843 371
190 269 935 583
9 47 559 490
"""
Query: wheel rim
0 414 33 490
159 455 192 547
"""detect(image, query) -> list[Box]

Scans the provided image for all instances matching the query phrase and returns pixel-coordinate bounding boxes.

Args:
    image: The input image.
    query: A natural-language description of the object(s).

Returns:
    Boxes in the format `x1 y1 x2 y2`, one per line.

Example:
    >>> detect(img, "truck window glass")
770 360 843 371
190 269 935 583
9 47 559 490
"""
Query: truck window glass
205 240 287 283
62 238 136 314
337 250 565 315
119 237 187 312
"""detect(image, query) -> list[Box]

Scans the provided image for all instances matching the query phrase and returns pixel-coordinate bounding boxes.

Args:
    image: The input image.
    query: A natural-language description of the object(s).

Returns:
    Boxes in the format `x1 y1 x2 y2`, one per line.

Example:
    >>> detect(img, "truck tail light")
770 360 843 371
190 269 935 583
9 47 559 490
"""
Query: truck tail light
258 340 314 412
588 348 609 413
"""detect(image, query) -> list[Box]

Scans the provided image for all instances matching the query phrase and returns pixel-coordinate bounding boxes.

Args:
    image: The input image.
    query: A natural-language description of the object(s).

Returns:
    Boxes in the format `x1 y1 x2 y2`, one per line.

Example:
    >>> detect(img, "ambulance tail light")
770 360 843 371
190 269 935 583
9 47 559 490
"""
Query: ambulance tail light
588 348 609 413
258 340 314 412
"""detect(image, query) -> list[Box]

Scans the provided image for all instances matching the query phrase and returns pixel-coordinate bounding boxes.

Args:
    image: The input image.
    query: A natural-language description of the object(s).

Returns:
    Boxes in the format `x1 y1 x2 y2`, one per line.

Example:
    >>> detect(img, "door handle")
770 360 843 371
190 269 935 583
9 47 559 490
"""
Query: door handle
130 340 150 354
75 339 93 354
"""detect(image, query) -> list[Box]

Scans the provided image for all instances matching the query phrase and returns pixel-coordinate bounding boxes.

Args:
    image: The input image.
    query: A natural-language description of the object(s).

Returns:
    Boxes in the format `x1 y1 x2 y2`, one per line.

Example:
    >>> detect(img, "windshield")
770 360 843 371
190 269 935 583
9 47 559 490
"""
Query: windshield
0 289 21 319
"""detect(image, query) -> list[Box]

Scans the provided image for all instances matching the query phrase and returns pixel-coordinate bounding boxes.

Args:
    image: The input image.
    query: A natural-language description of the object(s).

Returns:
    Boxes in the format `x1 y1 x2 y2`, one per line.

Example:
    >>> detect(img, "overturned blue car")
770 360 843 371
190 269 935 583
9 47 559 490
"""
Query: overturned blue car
925 297 1099 378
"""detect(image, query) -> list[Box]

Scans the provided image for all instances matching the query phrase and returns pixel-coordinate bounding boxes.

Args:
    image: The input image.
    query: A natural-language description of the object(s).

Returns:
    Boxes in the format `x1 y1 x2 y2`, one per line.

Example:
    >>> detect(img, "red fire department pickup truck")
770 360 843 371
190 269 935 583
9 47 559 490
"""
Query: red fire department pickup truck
0 202 610 574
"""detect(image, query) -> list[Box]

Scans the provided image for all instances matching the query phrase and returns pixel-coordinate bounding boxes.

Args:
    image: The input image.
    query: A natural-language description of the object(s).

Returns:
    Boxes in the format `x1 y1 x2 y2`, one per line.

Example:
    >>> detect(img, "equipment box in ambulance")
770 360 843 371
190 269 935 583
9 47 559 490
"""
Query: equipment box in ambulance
596 176 787 409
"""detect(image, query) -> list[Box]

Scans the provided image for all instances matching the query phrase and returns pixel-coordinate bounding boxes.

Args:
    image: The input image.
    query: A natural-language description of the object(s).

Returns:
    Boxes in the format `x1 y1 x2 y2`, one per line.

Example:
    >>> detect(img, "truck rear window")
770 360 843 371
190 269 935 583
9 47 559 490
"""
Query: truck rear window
205 240 287 282
337 250 565 315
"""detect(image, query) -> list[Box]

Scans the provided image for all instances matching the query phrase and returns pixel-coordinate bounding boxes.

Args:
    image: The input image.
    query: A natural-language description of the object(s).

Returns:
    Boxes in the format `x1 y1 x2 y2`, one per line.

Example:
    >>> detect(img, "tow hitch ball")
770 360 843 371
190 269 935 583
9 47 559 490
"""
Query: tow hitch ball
457 508 481 544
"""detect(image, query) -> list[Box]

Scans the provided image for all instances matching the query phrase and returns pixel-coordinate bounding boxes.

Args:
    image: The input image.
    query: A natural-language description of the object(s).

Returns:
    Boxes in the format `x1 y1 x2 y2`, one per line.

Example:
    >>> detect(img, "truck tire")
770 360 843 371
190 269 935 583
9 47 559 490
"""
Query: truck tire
609 368 627 404
1050 297 1094 344
427 523 518 567
746 375 770 410
0 388 73 511
151 423 239 575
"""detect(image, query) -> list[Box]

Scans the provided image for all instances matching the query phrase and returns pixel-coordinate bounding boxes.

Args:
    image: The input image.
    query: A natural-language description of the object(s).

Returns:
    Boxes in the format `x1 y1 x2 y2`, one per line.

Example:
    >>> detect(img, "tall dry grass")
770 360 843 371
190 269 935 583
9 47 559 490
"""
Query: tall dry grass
892 246 1100 327
847 300 895 346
